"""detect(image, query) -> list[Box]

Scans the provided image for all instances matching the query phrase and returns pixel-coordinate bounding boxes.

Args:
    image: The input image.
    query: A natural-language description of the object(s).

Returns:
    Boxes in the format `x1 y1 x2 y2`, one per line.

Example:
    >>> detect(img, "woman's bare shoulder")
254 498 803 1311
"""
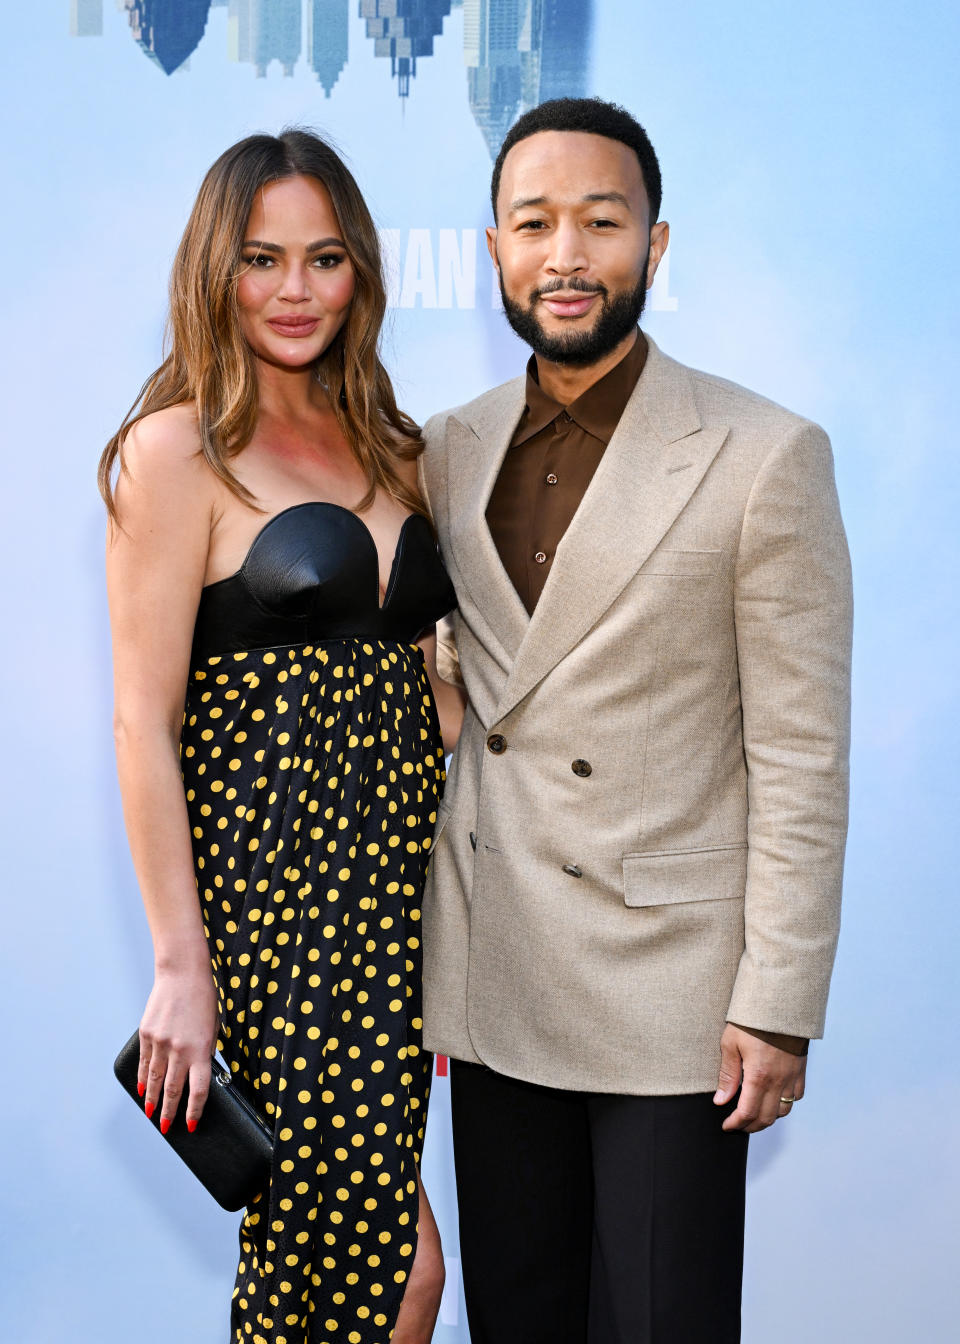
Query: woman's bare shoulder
393 452 420 492
114 404 220 526
384 420 423 484
122 403 203 469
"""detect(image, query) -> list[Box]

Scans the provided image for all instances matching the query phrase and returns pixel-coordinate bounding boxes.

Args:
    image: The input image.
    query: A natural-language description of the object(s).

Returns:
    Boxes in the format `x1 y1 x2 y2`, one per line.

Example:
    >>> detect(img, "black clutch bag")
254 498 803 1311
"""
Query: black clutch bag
113 1029 274 1211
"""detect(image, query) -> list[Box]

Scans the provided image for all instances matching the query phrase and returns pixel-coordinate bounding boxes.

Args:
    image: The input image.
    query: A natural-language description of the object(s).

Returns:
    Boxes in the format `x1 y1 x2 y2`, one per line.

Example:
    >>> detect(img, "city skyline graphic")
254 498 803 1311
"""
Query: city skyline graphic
70 0 594 154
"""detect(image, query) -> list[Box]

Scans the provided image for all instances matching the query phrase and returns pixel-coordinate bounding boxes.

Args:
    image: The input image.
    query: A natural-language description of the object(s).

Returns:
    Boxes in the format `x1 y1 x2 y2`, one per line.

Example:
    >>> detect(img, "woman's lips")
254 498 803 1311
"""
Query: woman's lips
267 317 320 336
539 292 600 318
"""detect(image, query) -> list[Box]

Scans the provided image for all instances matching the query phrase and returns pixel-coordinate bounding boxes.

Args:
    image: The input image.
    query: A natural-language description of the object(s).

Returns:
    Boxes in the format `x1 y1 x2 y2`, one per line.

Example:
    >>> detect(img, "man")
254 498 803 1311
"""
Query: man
419 98 852 1344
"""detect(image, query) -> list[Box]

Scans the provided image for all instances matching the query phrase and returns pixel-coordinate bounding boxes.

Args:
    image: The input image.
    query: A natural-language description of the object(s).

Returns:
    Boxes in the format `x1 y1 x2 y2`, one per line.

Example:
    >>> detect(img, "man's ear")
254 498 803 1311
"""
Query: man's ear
646 220 670 289
485 226 500 273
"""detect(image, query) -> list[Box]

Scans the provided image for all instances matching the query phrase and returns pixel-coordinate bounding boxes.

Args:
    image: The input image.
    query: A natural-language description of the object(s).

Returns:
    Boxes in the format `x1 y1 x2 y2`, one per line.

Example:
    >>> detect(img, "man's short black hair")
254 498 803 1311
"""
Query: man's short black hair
491 97 662 224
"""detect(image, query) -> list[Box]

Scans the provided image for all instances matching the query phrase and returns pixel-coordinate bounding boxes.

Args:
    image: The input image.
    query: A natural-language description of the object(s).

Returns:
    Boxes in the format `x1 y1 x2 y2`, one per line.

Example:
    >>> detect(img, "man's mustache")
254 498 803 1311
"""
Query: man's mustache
532 278 608 300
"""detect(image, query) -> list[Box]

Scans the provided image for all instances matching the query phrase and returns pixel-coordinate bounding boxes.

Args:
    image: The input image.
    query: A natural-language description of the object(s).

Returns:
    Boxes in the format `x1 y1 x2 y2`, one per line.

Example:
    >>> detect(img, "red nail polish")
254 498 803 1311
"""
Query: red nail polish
187 1118 198 1134
144 1101 154 1119
160 1117 171 1135
137 1082 145 1098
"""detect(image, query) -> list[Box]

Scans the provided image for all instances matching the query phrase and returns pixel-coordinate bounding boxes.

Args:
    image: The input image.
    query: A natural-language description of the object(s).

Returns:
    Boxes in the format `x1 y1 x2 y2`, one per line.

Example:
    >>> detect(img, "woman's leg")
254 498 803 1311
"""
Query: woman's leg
392 1172 445 1343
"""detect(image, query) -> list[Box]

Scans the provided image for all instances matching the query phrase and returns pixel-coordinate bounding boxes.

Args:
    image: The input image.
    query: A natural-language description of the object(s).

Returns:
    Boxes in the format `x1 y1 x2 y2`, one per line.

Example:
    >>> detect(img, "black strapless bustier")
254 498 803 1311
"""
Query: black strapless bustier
191 502 456 660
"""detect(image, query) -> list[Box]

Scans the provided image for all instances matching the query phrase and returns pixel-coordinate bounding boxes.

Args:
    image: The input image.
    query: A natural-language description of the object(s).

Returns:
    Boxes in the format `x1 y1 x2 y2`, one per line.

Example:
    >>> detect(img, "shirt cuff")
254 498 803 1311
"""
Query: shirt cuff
728 1022 809 1056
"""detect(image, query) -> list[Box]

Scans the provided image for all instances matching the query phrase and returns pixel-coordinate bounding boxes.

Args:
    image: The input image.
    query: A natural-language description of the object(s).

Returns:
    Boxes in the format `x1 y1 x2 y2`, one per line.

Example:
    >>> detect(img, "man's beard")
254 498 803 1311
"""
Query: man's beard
499 256 649 368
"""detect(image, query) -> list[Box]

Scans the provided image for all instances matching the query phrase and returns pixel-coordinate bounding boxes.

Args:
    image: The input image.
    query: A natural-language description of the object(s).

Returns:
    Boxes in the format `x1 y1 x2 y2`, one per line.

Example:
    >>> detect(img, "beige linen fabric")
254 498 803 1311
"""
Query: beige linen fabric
419 337 852 1095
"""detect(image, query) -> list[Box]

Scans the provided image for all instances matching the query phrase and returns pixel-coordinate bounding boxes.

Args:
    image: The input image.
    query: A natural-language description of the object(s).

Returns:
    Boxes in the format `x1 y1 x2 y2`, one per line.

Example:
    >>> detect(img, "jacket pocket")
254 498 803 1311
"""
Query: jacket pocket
622 844 747 907
639 548 721 577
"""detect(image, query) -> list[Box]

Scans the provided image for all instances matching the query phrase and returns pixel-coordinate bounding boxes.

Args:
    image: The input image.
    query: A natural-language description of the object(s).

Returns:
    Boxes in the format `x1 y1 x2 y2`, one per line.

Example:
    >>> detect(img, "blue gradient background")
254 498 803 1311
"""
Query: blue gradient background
1 3 957 1340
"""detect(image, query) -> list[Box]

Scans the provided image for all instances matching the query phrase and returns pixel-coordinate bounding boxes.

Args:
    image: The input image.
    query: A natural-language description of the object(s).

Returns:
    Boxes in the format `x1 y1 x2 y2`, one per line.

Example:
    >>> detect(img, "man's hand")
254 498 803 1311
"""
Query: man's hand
713 1023 807 1132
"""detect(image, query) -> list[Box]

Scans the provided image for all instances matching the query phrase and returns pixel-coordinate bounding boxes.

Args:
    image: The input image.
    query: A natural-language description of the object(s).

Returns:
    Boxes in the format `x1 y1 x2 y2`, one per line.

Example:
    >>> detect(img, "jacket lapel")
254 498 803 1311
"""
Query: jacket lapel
445 379 531 664
495 340 728 718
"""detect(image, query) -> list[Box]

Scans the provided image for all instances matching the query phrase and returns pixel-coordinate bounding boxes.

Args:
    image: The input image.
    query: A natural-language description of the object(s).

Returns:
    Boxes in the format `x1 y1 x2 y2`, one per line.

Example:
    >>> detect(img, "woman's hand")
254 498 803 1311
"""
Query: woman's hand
138 962 218 1134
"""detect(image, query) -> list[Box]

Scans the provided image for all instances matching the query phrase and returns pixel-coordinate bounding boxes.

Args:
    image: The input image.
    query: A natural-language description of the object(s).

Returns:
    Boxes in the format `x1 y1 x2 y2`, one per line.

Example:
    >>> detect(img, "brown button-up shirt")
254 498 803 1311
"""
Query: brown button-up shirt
484 329 808 1060
486 330 648 614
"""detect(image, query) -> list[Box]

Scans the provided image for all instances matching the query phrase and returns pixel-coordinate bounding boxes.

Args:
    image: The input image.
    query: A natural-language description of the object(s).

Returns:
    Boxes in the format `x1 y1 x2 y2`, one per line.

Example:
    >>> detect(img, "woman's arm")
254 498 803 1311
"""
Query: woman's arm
418 627 466 756
106 407 219 1134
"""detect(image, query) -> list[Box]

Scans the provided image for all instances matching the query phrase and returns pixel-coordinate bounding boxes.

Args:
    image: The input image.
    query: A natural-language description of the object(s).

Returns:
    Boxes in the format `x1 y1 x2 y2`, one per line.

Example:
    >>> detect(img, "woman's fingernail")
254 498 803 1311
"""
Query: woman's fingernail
160 1117 171 1135
144 1101 155 1119
137 1082 145 1098
187 1118 198 1134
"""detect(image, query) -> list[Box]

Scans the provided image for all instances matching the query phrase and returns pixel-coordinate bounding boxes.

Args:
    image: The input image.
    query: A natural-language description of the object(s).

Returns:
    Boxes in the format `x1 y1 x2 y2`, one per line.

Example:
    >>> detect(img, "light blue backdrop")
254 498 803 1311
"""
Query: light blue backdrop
1 3 957 1340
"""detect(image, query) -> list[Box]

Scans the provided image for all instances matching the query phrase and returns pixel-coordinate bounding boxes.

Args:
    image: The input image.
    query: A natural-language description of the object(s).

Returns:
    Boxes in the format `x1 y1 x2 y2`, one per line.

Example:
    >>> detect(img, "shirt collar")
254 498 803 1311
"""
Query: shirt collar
513 329 648 447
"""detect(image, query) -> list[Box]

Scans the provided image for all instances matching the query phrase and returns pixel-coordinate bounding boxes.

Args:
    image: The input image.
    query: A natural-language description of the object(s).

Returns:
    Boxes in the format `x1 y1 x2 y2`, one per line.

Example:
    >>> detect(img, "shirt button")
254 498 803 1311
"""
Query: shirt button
546 473 558 486
487 733 507 754
534 551 548 565
571 759 592 777
562 863 583 878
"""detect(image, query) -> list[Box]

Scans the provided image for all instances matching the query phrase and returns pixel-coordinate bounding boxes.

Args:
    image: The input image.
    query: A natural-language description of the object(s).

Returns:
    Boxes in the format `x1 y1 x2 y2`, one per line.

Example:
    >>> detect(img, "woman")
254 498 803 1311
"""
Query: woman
100 129 462 1344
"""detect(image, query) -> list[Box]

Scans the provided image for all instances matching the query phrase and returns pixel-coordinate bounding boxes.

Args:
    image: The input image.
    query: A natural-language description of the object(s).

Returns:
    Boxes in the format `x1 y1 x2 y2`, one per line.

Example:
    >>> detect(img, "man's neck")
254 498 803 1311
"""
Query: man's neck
534 328 639 405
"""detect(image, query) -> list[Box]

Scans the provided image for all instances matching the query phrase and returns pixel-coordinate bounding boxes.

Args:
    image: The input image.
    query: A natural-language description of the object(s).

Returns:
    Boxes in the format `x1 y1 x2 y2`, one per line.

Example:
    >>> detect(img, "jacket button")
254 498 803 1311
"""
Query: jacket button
469 832 477 851
487 733 507 754
571 759 592 777
562 863 583 878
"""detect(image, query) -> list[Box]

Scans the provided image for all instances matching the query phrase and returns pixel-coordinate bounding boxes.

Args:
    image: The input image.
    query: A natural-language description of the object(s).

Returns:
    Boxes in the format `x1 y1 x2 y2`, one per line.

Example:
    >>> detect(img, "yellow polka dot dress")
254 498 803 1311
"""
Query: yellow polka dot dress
180 504 455 1344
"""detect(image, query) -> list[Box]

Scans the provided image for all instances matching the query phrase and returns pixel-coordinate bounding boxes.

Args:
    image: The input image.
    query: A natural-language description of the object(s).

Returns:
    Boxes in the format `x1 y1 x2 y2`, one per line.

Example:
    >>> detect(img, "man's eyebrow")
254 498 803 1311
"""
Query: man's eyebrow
507 191 632 214
508 196 548 214
582 192 631 208
241 237 345 252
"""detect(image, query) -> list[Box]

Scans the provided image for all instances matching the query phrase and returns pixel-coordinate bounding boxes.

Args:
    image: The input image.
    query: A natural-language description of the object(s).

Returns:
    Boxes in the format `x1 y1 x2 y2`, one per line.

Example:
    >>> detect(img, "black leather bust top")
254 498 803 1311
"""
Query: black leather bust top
191 502 456 661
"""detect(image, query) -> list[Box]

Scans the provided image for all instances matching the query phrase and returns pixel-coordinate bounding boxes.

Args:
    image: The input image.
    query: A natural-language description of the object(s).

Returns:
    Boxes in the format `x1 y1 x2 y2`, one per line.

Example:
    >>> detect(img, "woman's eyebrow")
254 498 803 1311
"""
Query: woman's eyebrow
241 237 345 253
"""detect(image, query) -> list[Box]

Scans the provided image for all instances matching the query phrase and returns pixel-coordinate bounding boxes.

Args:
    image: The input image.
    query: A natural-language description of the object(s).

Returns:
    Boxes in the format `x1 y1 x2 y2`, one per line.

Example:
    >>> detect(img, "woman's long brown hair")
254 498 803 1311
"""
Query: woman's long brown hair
98 128 425 524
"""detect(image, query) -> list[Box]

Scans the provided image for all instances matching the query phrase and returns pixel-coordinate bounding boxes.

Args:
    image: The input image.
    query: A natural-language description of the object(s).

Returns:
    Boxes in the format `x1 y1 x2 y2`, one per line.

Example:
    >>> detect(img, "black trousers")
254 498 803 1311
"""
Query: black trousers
450 1061 749 1344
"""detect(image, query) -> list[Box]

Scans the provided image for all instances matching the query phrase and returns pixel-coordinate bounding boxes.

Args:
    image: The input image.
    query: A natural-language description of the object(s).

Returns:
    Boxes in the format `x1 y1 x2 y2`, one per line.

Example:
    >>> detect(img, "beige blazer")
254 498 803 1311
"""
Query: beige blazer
418 336 852 1094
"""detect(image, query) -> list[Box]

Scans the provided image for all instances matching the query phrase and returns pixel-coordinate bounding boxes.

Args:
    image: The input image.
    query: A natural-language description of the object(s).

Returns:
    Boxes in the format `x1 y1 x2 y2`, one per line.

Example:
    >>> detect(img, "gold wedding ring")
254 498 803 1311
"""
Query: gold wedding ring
779 1096 795 1105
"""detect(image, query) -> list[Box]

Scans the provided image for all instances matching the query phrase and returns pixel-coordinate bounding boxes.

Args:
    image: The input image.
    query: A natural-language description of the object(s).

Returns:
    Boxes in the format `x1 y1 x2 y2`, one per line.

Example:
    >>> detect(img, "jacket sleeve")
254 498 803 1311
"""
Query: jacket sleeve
725 421 853 1039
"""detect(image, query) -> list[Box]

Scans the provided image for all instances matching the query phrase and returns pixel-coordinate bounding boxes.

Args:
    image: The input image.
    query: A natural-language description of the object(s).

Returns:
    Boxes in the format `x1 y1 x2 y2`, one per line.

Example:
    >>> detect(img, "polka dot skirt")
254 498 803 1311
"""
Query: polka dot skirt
181 638 442 1343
